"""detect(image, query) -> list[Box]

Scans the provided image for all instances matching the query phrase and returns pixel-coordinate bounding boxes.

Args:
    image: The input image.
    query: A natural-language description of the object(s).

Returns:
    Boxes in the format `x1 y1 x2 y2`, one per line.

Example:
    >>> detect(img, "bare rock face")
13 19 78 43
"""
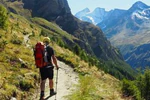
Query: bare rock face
32 0 71 20
6 0 71 20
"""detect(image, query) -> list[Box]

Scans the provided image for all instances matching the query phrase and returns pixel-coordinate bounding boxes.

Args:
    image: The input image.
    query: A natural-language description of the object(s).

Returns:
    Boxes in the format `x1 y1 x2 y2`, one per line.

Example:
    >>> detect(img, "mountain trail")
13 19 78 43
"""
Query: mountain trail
33 61 79 100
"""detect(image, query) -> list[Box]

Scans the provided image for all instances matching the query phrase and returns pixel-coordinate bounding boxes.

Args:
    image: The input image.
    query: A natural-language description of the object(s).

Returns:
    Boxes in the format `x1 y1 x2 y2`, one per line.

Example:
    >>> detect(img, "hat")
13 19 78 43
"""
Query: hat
43 37 50 43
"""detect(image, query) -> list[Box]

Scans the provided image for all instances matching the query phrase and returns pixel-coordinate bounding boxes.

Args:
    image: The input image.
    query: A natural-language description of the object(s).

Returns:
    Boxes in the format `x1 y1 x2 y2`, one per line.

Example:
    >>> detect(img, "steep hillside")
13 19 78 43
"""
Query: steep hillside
0 0 137 80
124 43 150 69
0 8 133 100
0 12 40 99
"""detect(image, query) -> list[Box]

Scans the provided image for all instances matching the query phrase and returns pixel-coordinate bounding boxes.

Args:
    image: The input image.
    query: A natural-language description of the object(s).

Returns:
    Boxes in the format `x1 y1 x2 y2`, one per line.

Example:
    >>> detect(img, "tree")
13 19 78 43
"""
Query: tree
0 5 8 29
122 69 150 100
142 69 150 100
73 44 81 55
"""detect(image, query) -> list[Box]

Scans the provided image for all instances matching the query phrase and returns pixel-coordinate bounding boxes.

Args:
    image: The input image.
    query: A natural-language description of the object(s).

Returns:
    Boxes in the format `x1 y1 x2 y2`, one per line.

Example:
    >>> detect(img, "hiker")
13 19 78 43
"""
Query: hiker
38 37 59 100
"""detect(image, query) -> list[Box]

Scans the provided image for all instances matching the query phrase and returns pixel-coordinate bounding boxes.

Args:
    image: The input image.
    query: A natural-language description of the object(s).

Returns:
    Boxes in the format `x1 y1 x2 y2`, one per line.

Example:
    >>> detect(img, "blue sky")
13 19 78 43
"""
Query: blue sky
67 0 150 14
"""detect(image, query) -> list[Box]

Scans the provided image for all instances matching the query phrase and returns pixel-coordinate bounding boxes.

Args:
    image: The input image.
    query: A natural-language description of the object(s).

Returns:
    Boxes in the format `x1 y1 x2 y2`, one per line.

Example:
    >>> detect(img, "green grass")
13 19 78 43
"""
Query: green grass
0 12 40 99
31 17 77 41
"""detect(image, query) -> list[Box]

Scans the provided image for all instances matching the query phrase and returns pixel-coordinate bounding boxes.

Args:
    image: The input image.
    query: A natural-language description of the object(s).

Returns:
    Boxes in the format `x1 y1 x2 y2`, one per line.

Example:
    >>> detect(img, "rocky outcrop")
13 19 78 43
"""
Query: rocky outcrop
32 0 71 20
4 0 71 20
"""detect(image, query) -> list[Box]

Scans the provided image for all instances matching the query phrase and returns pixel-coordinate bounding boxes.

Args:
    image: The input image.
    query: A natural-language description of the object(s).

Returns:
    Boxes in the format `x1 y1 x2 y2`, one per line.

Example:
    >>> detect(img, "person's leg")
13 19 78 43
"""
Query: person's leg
40 79 46 99
48 68 54 90
39 68 47 99
49 78 56 96
41 79 46 91
49 79 53 89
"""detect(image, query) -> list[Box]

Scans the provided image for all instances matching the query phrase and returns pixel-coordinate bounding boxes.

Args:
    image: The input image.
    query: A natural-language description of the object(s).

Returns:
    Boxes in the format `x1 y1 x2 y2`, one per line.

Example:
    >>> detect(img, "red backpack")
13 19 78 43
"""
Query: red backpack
34 42 47 68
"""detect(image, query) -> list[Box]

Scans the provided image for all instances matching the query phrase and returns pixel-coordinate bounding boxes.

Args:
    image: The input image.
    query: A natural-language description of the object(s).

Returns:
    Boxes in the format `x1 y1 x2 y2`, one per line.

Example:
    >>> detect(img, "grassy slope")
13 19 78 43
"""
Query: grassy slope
1 0 137 82
0 13 40 99
0 13 130 100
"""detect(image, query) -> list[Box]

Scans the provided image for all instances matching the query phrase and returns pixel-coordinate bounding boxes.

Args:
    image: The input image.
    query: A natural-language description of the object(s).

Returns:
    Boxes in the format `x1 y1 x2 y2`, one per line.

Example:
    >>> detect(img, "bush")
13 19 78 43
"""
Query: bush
139 69 150 100
73 44 81 55
19 79 34 91
0 5 9 29
122 79 141 100
0 34 2 38
10 34 22 45
40 29 48 36
22 31 29 35
0 39 8 49
121 72 150 100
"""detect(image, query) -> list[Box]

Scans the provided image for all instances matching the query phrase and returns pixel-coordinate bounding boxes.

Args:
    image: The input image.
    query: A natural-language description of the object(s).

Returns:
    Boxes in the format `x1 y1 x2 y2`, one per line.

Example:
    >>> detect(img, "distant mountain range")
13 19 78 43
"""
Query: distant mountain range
75 7 108 25
75 1 150 69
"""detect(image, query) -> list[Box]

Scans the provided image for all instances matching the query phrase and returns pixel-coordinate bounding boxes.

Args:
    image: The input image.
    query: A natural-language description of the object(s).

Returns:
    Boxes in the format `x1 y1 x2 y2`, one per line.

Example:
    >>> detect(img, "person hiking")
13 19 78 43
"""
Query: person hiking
38 37 59 100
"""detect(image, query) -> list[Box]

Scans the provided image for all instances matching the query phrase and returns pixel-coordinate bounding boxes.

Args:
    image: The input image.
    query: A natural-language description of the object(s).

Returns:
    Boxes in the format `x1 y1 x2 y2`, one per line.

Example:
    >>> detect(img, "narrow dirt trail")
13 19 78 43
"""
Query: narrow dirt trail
34 61 79 100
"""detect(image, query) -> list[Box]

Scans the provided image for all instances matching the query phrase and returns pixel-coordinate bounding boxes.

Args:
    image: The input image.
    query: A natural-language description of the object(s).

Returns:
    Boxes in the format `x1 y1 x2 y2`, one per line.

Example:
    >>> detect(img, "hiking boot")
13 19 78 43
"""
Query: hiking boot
39 97 44 100
50 89 56 96
40 91 44 100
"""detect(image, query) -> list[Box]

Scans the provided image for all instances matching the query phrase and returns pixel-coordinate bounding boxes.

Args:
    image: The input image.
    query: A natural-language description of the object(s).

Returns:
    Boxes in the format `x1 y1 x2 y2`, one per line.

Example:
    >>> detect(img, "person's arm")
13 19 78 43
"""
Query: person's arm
52 55 59 70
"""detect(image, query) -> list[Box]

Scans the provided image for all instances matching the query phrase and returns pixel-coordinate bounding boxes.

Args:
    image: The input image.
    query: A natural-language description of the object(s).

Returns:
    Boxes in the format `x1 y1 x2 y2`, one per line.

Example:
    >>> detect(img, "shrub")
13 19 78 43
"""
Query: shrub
0 5 9 29
139 69 150 100
122 79 141 100
0 34 2 38
73 44 81 55
2 83 17 99
30 24 34 28
19 79 34 91
40 29 48 36
22 31 29 35
10 34 22 45
0 39 8 49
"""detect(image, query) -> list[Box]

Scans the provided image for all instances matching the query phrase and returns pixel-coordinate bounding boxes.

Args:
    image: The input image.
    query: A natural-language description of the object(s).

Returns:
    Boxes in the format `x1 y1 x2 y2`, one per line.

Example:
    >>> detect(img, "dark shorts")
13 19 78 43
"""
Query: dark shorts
40 66 54 80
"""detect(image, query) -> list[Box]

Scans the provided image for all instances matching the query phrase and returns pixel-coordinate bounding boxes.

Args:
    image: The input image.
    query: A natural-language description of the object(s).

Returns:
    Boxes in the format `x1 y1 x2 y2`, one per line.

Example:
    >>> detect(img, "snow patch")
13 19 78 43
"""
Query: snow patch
131 12 149 20
86 16 96 24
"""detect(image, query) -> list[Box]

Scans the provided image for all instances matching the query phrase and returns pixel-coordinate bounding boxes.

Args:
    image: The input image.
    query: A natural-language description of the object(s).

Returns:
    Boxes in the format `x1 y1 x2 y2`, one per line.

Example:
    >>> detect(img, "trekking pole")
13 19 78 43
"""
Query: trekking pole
55 69 59 100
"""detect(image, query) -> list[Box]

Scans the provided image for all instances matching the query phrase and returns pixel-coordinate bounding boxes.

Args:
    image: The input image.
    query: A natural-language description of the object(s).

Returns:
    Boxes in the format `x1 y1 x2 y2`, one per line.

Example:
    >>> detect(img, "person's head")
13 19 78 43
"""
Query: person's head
43 37 50 45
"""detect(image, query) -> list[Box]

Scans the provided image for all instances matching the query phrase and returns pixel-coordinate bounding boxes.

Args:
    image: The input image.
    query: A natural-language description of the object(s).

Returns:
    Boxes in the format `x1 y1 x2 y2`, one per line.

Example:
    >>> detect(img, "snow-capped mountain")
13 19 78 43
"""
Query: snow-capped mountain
99 1 150 69
129 1 149 12
96 1 150 39
75 1 150 69
128 1 150 21
75 7 108 25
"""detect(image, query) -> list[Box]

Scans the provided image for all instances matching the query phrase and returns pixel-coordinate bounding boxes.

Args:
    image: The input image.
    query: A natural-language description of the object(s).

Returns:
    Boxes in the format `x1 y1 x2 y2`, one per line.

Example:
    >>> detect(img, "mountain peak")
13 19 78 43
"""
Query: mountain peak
134 1 146 5
81 8 90 12
92 7 106 15
93 7 105 11
131 1 149 10
75 8 90 18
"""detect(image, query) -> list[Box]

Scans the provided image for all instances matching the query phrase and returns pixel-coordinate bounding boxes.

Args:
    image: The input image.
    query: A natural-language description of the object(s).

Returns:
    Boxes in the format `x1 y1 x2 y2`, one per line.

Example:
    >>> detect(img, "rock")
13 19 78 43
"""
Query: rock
10 97 17 100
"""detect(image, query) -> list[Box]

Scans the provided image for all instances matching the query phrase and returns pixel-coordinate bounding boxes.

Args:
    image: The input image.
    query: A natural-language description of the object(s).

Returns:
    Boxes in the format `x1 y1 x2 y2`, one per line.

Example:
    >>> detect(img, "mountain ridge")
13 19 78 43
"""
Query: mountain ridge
75 1 150 69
